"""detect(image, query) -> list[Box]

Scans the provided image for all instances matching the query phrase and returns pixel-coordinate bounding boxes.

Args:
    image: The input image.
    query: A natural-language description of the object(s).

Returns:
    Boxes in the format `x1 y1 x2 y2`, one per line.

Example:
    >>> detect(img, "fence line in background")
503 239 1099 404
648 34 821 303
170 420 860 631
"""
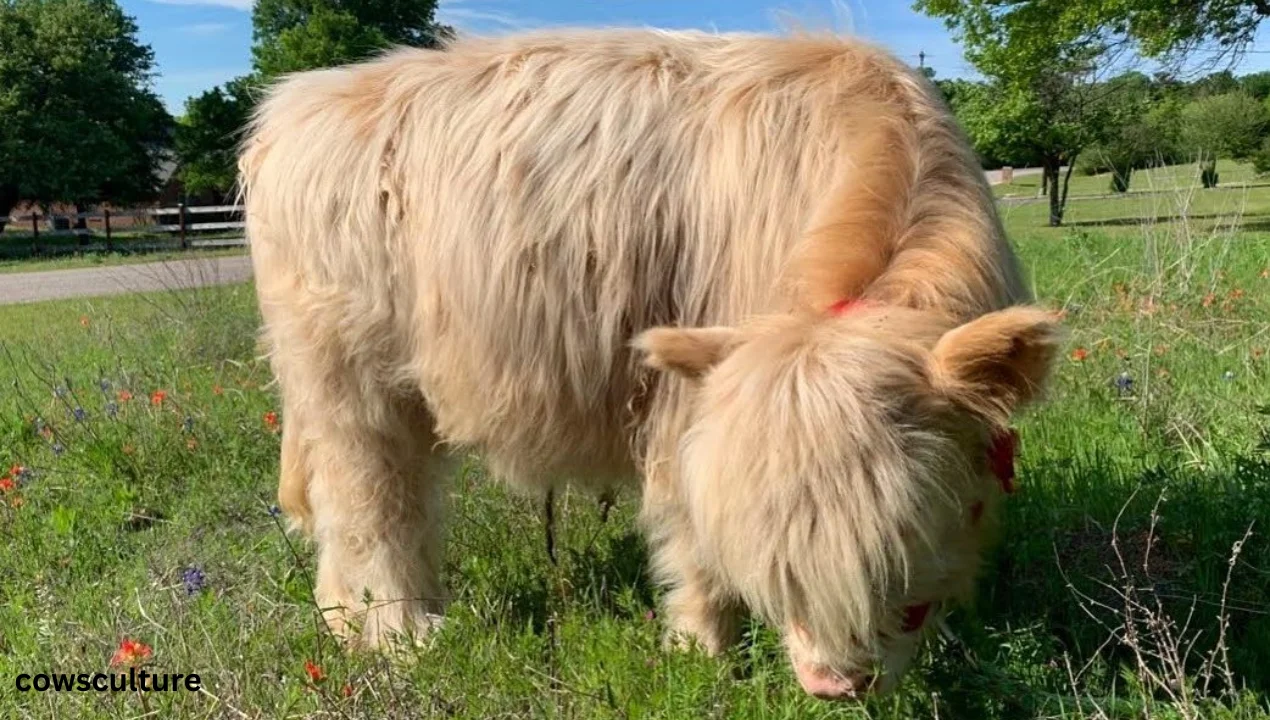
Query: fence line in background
3 204 246 253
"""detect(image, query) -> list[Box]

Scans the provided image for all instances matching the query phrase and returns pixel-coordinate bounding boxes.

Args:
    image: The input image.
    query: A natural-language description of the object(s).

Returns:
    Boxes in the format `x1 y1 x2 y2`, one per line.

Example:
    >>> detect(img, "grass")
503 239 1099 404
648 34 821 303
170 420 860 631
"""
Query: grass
2 173 1270 719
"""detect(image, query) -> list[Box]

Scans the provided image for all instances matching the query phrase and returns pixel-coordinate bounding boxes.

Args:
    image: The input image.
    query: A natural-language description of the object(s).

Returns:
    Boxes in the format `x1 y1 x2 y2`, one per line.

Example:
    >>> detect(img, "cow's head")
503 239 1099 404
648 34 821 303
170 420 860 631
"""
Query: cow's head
636 304 1061 699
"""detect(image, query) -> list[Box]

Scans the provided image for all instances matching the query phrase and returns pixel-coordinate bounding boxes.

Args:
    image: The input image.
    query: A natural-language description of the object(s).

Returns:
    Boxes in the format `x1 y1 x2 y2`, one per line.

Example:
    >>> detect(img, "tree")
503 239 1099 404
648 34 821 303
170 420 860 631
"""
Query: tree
251 0 452 76
173 0 451 205
0 0 172 226
1240 70 1270 100
917 0 1116 226
1180 92 1268 186
174 78 256 201
911 1 1270 63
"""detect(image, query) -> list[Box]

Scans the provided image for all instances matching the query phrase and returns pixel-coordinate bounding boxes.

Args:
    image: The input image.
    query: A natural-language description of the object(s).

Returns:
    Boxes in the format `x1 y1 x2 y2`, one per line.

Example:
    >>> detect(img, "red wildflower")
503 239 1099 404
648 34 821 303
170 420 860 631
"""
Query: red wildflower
263 411 279 433
342 684 354 698
0 477 13 492
212 385 224 396
118 389 133 402
110 639 153 667
150 390 167 407
1070 347 1089 362
304 660 324 683
1202 293 1215 308
9 464 24 478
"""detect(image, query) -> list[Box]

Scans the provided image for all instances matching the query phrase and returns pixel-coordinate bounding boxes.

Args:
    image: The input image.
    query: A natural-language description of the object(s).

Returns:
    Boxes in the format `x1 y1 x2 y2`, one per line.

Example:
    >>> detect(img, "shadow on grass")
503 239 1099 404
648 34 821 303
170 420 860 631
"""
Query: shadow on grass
926 448 1270 718
1063 211 1270 229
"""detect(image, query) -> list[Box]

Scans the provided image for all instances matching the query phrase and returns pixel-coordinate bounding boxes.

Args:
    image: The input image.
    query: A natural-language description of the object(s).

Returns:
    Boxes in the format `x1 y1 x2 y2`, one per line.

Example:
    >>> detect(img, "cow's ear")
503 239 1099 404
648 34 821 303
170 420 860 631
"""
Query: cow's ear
929 307 1063 424
633 326 743 379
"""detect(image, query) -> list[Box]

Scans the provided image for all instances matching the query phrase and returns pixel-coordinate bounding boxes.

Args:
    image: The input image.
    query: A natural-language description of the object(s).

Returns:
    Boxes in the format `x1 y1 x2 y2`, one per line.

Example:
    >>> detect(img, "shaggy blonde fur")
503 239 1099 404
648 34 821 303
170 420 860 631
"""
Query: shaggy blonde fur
240 28 1059 695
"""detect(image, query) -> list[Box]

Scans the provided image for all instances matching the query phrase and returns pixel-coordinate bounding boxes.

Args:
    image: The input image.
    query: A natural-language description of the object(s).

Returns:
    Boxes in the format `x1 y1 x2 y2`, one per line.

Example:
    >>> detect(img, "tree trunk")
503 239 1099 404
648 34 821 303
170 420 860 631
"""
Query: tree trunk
73 202 89 231
1045 160 1062 227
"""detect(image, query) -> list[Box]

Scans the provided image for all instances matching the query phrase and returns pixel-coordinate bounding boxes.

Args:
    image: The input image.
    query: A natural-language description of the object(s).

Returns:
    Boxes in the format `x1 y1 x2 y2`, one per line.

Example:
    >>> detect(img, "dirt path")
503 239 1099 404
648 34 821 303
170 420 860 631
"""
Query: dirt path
0 255 253 306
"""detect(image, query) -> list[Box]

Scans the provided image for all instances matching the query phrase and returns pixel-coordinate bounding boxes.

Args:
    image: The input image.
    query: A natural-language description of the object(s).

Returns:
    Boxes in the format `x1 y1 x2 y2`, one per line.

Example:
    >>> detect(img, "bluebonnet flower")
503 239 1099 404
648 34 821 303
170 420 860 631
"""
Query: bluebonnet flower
181 566 207 595
51 443 65 457
1223 370 1236 382
182 416 195 434
73 407 87 422
53 386 67 399
11 465 31 487
1114 372 1134 394
99 378 111 392
268 504 281 518
105 402 119 419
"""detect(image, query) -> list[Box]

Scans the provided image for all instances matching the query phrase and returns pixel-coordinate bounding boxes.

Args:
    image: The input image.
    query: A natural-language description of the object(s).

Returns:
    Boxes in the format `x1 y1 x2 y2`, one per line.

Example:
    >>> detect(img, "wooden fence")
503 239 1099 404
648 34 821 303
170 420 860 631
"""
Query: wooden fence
3 204 246 253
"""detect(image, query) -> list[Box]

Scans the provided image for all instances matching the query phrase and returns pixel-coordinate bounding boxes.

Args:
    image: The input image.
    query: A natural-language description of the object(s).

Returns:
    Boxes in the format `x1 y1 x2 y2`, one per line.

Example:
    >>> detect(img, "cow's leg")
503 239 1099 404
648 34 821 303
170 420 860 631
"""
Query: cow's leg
303 395 446 648
643 499 745 655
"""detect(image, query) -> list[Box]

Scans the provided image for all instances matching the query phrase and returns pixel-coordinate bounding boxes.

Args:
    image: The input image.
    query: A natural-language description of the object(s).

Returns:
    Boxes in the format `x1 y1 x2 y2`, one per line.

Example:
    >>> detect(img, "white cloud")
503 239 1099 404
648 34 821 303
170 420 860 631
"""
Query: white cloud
149 0 253 12
437 1 540 32
178 22 232 35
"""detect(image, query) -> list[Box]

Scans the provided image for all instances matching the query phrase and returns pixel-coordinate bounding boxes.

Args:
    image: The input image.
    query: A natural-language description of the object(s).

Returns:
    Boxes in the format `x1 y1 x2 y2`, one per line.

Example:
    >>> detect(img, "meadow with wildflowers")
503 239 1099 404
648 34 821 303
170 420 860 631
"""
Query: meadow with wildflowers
1 170 1269 719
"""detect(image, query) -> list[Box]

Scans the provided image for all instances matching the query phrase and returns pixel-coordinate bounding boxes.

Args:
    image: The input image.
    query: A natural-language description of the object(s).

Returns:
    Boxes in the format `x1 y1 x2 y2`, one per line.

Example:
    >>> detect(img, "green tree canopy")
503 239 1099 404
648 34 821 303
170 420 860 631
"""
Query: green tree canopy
173 0 451 199
174 77 257 202
913 1 1270 62
0 0 172 222
251 0 451 76
1180 91 1268 185
916 0 1116 225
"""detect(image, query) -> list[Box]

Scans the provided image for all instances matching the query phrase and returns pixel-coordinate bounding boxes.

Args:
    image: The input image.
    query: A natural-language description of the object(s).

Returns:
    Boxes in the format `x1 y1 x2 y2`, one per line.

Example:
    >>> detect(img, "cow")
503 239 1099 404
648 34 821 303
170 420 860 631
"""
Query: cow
238 28 1061 700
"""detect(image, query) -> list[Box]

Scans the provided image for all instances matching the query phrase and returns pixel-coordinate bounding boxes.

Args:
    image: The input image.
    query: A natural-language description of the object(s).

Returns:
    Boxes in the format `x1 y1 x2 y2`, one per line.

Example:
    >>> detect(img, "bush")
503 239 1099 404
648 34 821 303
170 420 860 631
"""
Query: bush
1253 137 1270 176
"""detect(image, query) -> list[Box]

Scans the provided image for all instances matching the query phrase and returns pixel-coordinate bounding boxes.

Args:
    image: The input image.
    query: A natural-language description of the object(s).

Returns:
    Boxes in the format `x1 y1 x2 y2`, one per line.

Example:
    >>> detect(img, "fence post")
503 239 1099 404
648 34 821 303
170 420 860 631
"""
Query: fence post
179 202 188 250
31 213 40 255
104 209 113 252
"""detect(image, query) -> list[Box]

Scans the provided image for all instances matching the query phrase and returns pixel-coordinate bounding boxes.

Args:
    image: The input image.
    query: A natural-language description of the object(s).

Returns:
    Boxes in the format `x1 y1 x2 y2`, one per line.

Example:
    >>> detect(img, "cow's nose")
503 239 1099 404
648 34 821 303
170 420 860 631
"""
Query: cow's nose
793 661 874 700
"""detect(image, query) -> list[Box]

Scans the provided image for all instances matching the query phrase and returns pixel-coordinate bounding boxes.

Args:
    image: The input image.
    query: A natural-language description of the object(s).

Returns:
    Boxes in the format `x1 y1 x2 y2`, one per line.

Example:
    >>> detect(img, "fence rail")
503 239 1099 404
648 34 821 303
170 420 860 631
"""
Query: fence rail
3 204 246 252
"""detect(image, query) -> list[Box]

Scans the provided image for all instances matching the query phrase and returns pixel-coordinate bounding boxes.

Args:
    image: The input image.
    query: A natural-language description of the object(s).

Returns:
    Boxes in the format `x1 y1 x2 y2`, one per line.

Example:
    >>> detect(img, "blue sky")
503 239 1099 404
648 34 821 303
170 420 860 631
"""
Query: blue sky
123 0 1270 113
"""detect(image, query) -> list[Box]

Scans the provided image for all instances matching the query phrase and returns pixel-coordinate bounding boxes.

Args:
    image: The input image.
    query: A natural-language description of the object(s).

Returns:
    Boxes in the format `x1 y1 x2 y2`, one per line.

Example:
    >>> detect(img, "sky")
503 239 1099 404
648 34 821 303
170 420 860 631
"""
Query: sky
121 0 1270 113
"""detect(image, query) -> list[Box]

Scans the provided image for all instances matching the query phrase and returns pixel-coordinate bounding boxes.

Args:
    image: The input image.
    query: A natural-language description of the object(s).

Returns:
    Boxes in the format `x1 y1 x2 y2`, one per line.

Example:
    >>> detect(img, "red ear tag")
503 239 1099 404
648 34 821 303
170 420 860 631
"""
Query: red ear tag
901 602 932 633
827 298 870 315
987 429 1019 494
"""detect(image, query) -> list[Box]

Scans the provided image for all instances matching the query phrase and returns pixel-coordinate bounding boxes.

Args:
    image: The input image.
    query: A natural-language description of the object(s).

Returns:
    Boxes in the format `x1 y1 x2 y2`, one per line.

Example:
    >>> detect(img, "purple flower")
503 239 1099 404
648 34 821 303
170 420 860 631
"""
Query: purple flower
12 466 31 487
53 386 67 399
105 402 119 419
73 407 87 422
51 443 65 457
1113 372 1134 394
181 566 207 595
267 504 281 518
99 378 111 392
182 416 195 434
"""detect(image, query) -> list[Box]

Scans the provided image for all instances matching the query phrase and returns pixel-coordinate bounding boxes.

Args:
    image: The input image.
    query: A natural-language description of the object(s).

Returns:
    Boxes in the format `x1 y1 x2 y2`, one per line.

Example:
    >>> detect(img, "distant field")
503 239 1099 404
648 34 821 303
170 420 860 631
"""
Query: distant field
1 177 1268 718
994 159 1269 200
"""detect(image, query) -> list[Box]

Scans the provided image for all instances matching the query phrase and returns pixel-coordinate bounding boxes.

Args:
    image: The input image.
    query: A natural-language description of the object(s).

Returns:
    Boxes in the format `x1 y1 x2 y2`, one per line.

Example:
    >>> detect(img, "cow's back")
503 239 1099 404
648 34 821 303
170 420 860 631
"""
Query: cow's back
240 30 1013 488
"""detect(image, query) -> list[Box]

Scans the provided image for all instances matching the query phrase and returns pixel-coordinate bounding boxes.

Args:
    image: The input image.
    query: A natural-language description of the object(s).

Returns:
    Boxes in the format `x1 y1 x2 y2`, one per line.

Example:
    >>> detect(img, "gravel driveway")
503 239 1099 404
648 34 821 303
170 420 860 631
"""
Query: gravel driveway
0 255 254 306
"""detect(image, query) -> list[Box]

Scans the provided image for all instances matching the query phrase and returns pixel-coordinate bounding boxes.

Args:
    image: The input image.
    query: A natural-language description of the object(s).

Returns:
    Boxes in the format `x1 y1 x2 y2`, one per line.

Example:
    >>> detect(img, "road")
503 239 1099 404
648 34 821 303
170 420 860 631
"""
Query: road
0 255 254 306
984 167 1045 185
